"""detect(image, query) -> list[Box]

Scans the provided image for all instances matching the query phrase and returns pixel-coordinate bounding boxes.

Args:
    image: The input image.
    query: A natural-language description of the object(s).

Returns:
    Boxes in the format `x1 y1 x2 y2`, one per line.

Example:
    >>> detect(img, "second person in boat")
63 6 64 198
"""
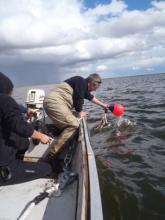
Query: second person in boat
0 72 53 185
44 73 109 157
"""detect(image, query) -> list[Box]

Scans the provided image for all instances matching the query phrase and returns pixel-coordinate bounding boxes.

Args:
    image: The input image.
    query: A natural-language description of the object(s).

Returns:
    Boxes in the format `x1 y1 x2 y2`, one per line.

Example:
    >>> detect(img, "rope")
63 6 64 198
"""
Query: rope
17 183 59 220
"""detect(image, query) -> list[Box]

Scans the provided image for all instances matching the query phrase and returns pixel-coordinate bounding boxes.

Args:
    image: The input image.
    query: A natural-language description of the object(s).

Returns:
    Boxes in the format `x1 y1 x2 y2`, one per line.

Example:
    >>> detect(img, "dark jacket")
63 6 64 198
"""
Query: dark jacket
65 76 94 112
0 94 34 166
0 72 13 94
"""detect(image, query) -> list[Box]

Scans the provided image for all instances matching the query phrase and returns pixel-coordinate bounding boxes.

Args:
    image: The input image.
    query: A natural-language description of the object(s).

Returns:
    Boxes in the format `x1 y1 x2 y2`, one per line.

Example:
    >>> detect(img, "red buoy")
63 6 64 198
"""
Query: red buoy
109 103 124 117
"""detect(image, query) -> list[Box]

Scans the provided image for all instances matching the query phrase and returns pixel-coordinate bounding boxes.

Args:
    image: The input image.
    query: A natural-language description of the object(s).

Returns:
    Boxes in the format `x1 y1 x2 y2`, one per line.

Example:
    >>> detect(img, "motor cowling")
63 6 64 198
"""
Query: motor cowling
26 89 45 109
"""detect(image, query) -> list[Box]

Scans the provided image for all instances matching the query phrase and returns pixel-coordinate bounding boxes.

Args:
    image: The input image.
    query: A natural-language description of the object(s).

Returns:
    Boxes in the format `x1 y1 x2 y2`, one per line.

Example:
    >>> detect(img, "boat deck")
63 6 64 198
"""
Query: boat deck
0 118 103 220
0 178 78 220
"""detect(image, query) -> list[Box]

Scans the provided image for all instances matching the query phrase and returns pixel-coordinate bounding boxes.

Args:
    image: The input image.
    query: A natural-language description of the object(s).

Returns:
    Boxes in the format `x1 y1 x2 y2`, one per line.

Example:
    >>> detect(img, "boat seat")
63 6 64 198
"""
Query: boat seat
23 121 77 171
24 123 59 162
23 139 53 162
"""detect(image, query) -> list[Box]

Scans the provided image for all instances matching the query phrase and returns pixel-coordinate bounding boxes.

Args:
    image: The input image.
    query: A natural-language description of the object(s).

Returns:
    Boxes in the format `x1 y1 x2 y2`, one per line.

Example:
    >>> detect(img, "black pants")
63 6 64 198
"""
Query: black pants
0 160 52 186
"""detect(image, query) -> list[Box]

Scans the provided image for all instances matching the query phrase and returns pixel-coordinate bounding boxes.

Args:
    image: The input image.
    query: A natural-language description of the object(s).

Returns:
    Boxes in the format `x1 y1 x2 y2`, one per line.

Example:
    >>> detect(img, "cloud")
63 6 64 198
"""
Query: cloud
0 0 165 85
84 0 127 18
96 64 108 71
132 66 141 70
151 0 165 10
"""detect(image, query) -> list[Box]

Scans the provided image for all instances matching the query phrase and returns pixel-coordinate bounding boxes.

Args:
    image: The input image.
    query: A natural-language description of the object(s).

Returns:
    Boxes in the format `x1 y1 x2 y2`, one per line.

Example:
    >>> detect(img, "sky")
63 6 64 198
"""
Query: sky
0 0 165 86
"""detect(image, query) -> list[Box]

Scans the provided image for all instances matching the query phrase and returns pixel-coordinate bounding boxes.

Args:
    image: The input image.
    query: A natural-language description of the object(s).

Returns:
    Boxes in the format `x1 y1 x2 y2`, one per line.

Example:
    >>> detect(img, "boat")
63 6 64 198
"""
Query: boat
0 89 103 220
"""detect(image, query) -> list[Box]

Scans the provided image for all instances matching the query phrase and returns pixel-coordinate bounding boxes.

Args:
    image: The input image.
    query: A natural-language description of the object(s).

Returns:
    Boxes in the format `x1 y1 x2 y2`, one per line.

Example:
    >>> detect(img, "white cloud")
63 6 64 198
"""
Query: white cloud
0 0 85 48
132 66 141 70
151 0 165 10
0 0 165 85
84 0 127 18
96 64 107 71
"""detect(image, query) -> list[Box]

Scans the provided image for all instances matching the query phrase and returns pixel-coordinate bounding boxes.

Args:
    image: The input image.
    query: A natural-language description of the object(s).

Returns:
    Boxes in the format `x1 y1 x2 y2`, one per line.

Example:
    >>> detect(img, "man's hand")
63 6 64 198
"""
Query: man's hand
31 130 53 144
101 104 109 111
92 97 109 111
26 108 37 119
40 133 53 144
78 111 87 118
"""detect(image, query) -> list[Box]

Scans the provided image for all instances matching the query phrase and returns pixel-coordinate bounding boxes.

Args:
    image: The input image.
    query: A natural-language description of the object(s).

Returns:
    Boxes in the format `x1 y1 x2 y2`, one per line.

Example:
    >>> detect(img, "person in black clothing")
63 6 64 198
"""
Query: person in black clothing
44 73 109 157
0 72 52 185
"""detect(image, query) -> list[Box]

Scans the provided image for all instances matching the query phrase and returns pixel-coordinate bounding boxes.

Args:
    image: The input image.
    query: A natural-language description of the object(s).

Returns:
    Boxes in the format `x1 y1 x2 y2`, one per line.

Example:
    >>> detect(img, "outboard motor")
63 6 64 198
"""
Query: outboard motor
26 89 46 145
26 89 45 110
26 89 45 121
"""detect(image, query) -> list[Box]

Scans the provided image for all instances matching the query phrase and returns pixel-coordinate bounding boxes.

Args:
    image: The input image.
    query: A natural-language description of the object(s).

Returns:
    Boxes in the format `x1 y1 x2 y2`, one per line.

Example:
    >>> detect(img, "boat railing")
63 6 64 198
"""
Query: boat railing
81 118 103 220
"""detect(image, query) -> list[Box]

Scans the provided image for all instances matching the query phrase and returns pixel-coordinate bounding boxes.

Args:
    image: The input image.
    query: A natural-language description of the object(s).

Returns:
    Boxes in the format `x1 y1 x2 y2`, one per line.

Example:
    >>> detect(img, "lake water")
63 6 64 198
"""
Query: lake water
14 73 165 220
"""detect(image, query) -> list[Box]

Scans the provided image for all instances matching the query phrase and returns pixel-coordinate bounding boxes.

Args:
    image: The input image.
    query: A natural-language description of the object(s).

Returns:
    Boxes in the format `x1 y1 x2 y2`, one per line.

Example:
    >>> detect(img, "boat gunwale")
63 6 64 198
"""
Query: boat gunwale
81 118 103 220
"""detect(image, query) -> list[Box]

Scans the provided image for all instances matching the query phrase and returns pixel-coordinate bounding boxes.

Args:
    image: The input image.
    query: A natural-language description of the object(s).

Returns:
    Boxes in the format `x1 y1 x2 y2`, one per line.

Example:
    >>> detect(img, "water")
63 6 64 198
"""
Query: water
14 73 165 220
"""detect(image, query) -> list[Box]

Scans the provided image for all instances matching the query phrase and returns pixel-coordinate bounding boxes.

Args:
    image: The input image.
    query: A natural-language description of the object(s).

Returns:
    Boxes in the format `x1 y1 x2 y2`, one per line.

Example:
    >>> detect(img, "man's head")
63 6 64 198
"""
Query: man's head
86 73 102 91
0 72 14 95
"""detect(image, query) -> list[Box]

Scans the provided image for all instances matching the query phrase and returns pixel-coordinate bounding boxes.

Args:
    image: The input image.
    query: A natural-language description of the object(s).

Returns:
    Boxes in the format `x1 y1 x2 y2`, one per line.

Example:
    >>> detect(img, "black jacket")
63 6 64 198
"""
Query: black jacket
0 94 34 166
65 76 94 112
